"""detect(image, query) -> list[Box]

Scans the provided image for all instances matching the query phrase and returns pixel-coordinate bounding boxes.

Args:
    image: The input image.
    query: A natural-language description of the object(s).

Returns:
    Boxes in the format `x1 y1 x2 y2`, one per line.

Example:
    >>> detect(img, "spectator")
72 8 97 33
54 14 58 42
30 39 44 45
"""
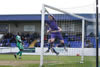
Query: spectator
88 32 95 37
85 40 93 48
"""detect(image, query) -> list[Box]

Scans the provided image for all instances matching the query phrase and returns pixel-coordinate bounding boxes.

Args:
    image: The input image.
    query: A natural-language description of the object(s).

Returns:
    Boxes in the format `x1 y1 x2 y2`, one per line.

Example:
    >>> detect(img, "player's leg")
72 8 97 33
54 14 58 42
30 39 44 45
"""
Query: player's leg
50 38 59 55
19 44 24 59
46 34 54 53
14 44 24 59
14 50 22 59
19 49 23 59
45 33 59 55
45 39 51 53
14 46 20 59
45 38 55 53
58 33 68 51
16 51 20 55
60 40 68 51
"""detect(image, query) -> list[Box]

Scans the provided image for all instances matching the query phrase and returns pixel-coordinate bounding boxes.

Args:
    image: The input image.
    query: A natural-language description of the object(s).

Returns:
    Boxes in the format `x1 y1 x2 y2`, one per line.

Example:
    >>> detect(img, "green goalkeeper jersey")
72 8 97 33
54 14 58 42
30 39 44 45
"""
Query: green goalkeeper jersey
16 35 24 49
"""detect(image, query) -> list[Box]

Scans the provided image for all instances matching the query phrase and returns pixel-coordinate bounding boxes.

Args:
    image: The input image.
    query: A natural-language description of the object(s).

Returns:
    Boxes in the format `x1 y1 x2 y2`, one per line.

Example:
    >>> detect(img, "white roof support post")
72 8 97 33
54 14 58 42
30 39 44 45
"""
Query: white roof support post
80 19 85 63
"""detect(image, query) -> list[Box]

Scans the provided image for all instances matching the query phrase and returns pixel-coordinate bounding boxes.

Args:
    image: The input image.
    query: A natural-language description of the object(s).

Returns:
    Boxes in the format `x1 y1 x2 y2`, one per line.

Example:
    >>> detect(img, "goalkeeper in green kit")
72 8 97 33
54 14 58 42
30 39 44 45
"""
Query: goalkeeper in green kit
14 32 24 59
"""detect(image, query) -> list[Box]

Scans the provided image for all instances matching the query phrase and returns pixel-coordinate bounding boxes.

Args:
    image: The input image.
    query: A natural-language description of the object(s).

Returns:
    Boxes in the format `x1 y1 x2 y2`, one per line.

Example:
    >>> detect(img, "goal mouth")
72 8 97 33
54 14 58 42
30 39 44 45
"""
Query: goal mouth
40 4 96 67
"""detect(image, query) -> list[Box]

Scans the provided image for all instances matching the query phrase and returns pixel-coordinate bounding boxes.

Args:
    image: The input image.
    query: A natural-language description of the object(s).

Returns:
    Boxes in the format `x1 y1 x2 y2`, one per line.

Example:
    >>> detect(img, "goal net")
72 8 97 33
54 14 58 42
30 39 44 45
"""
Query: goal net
40 4 96 67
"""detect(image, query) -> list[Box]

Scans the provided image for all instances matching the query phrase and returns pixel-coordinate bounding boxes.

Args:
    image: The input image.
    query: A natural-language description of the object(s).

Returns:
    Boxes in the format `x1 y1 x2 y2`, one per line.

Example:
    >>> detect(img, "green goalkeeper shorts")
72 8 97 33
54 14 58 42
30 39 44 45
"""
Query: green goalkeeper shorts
17 44 24 50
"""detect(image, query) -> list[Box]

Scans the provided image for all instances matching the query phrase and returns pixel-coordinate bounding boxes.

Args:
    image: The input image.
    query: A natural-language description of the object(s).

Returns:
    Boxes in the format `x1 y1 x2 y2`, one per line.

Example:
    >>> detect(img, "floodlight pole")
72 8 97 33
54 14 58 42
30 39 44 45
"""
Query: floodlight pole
96 0 99 67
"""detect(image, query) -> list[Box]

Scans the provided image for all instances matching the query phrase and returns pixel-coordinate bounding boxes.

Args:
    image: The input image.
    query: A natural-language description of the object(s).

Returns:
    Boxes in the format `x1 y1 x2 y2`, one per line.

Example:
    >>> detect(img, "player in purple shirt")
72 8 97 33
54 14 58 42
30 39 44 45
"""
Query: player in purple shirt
45 15 67 55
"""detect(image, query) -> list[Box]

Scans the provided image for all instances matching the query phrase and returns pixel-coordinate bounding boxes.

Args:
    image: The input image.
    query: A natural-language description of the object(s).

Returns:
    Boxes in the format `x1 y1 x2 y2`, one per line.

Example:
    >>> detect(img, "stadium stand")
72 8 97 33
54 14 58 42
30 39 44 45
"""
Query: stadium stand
0 32 40 48
0 32 98 48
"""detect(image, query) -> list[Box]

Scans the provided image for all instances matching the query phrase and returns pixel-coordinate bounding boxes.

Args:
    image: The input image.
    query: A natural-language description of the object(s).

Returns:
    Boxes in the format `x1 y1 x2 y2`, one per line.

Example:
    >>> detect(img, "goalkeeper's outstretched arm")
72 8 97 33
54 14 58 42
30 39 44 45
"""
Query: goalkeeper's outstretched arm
41 8 56 22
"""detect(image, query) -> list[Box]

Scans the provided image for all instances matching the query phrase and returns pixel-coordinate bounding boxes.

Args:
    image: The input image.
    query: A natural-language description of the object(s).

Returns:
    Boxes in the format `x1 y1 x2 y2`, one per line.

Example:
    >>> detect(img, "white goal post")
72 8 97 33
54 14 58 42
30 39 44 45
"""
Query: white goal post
40 4 95 67
40 4 45 67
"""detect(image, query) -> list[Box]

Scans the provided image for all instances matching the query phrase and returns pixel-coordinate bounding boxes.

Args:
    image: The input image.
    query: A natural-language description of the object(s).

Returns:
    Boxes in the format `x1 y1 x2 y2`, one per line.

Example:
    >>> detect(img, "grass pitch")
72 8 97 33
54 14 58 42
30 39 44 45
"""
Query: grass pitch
0 54 96 67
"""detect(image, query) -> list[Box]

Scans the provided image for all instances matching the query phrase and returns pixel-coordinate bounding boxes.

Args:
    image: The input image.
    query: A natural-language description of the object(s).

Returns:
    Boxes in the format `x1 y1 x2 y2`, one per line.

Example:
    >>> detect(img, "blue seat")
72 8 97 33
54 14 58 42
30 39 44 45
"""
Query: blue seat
11 43 16 47
7 39 10 43
6 43 9 46
24 43 29 48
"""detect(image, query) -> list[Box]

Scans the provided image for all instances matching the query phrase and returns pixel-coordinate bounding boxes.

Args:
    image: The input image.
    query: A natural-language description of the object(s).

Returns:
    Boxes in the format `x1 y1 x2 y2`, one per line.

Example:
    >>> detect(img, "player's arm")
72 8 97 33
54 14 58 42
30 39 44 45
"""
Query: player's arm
47 29 51 34
50 27 62 32
18 39 22 43
47 28 51 34
16 36 21 43
46 23 51 34
18 39 24 45
16 36 23 43
45 8 56 21
58 27 62 32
